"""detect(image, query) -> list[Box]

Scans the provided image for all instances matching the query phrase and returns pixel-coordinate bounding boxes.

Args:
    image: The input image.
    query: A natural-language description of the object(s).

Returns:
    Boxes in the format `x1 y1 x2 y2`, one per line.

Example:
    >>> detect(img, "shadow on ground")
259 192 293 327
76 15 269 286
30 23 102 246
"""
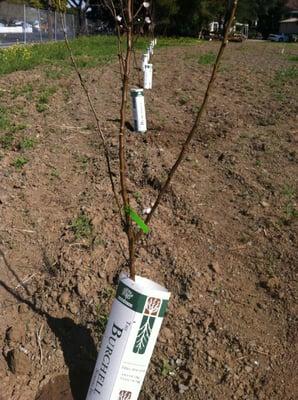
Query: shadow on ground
0 278 98 400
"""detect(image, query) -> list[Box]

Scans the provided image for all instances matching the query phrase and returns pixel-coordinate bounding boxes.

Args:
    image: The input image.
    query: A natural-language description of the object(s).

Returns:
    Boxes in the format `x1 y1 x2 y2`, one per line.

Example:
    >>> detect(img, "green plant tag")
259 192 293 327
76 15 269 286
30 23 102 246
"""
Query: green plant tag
125 206 149 234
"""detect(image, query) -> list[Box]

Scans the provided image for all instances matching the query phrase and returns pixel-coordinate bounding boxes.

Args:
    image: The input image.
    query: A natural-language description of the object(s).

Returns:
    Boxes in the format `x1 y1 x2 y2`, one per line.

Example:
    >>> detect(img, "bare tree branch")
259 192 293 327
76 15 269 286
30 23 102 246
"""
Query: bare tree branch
59 9 123 225
136 0 239 238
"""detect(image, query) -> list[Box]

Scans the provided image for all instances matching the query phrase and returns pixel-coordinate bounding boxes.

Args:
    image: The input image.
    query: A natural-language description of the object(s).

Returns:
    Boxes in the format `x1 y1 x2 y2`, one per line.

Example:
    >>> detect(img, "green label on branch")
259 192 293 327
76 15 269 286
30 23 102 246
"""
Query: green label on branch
125 206 149 234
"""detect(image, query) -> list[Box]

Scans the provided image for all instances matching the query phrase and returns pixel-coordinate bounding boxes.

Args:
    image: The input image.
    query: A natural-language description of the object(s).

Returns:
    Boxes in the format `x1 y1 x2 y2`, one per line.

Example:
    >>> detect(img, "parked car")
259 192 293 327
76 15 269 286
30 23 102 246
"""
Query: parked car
32 20 41 32
268 33 289 42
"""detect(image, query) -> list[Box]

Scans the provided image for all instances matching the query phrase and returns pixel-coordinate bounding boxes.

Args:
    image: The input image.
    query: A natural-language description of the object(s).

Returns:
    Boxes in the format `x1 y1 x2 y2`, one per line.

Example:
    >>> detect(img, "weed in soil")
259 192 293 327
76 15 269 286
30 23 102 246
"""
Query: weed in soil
288 55 298 62
71 214 93 239
11 83 34 100
0 106 10 131
275 66 298 83
50 168 60 179
36 86 57 113
0 133 14 149
20 137 37 150
97 313 109 334
12 156 29 169
161 359 175 377
75 154 90 171
282 185 297 222
198 51 216 65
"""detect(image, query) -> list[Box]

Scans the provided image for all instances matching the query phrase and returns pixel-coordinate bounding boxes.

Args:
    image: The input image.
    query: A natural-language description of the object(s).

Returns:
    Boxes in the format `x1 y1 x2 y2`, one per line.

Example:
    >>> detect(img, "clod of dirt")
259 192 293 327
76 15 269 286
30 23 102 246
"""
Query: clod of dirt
261 276 281 291
58 291 71 306
147 175 162 190
209 261 221 274
35 375 73 400
260 276 283 299
202 316 213 333
5 326 24 344
260 200 270 208
178 383 189 394
162 327 174 342
6 349 31 375
251 141 266 152
76 282 87 298
69 303 79 315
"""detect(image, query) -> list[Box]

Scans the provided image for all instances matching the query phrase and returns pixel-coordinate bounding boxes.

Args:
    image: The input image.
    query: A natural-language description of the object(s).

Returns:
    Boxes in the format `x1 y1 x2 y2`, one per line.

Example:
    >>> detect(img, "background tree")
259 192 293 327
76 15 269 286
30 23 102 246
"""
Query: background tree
67 0 89 34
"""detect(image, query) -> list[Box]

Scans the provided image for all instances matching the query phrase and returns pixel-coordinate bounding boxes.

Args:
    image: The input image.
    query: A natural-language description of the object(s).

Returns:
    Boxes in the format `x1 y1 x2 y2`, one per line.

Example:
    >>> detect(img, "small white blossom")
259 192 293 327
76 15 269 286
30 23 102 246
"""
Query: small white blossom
143 2 150 8
116 15 122 22
145 17 151 24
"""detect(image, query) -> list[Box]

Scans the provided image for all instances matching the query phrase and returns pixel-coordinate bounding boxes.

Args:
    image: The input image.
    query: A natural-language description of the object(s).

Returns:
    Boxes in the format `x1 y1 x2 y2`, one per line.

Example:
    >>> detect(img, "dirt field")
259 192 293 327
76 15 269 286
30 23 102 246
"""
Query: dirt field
0 40 297 400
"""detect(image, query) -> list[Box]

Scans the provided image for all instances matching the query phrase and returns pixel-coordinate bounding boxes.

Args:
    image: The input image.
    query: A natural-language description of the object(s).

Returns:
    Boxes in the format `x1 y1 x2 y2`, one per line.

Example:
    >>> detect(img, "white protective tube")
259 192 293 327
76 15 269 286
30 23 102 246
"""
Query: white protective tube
86 276 171 400
143 64 153 90
142 53 149 71
130 88 147 133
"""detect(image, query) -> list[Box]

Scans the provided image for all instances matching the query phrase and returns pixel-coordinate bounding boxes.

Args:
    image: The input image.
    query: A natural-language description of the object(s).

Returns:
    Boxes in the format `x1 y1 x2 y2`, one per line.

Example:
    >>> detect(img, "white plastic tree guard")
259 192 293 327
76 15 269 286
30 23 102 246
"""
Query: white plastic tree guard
86 276 171 400
130 88 147 133
144 64 153 90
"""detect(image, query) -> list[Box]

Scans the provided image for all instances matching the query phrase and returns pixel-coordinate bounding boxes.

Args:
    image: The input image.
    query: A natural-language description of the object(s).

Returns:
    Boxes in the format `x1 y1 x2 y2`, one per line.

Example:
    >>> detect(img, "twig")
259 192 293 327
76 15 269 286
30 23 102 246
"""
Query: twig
116 0 136 280
0 248 30 296
228 242 252 252
36 324 44 366
0 228 35 234
135 0 239 242
15 273 37 290
104 253 112 269
58 7 123 226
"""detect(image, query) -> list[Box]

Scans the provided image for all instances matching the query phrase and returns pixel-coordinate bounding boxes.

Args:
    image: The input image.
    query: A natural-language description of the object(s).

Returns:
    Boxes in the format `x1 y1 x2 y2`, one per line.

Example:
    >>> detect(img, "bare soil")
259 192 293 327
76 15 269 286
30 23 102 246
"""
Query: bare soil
0 41 297 400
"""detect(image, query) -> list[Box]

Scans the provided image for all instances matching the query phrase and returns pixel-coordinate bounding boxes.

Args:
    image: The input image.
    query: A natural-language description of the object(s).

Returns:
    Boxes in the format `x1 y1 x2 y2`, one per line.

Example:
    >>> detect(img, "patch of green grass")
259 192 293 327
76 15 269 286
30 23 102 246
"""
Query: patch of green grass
71 214 93 239
161 359 175 377
146 37 199 49
11 123 27 133
0 106 10 130
36 103 47 113
274 90 286 102
12 156 28 169
11 83 33 100
282 185 296 199
284 203 298 219
133 191 142 202
44 67 68 80
0 134 14 149
0 36 118 76
275 66 298 83
97 314 109 334
101 286 115 300
0 111 24 135
76 154 90 171
288 55 298 62
0 36 199 77
50 168 60 179
36 86 57 112
198 52 216 65
281 185 297 222
20 137 36 150
178 95 190 105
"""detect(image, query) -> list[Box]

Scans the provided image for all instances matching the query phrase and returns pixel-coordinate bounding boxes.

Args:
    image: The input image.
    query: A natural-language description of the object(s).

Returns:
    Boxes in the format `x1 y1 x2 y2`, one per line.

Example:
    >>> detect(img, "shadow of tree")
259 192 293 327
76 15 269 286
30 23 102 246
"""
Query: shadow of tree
0 279 98 400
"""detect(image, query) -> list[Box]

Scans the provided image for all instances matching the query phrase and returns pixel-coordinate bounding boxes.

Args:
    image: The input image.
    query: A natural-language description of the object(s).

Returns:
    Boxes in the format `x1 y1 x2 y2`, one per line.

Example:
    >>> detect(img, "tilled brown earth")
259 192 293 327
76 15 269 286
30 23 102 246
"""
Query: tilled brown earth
0 41 297 400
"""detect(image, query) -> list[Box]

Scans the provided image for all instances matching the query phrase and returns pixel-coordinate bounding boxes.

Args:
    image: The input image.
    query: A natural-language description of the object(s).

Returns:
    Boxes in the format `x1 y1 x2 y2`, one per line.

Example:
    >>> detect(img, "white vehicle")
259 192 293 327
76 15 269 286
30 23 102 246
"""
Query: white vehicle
268 33 289 42
32 20 41 32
